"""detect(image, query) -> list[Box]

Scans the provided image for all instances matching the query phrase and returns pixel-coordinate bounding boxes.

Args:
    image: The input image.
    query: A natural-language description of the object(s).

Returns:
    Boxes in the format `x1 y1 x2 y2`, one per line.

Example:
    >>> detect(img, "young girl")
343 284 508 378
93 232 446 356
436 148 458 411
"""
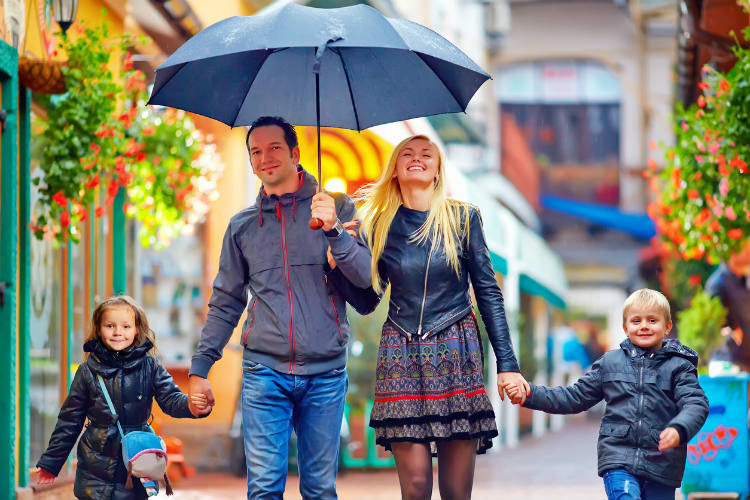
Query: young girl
35 295 211 499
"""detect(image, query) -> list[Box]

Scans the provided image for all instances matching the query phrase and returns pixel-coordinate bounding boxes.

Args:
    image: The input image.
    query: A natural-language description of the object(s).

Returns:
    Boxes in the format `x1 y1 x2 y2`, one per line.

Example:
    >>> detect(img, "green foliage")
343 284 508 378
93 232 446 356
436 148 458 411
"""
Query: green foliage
648 26 750 264
34 21 222 249
676 290 727 367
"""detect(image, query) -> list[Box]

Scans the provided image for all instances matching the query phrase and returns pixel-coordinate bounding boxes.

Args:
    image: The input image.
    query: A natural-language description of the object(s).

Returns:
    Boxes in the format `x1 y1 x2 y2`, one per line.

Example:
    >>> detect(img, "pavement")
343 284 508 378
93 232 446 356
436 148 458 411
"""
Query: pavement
158 416 614 500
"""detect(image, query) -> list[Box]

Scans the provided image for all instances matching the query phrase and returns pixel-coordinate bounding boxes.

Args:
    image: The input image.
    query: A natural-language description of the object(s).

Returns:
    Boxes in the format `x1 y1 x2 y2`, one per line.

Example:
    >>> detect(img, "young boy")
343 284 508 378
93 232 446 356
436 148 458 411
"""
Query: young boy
505 289 709 500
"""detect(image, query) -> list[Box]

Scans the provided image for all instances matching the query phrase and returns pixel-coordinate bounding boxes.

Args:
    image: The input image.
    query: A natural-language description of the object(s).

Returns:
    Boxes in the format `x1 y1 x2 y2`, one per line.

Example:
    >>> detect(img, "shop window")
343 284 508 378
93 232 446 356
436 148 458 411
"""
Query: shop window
28 153 64 469
139 224 207 364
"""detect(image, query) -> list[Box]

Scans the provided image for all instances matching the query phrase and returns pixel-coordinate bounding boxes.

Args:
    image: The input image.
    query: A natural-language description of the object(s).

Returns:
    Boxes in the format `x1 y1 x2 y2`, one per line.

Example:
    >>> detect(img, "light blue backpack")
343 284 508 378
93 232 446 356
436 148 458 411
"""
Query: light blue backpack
97 374 173 496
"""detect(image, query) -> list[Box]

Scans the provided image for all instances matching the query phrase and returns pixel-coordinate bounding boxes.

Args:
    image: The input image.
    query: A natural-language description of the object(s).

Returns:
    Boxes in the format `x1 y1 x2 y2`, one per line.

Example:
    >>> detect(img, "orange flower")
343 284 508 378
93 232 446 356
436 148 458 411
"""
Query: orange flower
708 220 721 232
719 80 730 92
60 211 71 227
687 189 699 200
728 228 743 240
95 206 105 218
648 158 658 171
688 275 701 286
52 191 67 207
698 82 710 90
697 95 706 108
729 156 748 173
86 174 101 189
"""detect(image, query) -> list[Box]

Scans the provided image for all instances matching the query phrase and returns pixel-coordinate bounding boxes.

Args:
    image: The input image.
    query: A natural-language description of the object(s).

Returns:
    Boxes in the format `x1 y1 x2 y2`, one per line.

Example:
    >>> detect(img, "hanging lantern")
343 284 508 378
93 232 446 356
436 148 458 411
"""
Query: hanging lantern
52 0 79 35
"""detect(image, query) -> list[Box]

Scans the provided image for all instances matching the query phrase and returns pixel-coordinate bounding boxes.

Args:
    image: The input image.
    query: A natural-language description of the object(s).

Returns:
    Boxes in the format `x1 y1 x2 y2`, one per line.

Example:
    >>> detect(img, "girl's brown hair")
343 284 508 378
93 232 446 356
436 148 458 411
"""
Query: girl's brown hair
84 295 160 359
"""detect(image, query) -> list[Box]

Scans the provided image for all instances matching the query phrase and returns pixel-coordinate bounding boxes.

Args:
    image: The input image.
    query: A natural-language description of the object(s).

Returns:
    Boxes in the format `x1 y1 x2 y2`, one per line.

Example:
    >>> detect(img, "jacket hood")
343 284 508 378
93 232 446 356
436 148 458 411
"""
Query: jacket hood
620 338 699 367
255 166 318 209
85 338 153 375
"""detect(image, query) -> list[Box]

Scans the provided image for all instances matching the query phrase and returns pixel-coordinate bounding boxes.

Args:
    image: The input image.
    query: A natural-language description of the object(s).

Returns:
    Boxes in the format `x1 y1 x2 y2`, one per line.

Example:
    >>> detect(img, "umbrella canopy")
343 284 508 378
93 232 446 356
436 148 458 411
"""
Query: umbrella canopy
147 2 490 130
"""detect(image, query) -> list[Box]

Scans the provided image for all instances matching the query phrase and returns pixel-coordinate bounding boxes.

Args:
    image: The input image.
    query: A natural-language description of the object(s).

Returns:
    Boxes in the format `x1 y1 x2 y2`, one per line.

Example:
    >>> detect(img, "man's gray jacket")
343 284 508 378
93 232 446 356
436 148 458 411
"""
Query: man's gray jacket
190 168 372 377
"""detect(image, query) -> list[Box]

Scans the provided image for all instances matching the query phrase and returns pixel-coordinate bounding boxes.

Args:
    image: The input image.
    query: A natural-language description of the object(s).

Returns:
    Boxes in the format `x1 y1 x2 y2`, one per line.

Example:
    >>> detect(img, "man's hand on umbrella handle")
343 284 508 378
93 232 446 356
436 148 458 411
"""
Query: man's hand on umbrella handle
311 192 337 231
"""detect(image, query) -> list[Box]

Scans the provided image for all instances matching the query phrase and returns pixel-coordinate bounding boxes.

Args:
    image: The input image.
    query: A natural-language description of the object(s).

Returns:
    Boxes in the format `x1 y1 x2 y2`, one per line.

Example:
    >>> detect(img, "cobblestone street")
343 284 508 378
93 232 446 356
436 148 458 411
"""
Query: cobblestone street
161 417 609 500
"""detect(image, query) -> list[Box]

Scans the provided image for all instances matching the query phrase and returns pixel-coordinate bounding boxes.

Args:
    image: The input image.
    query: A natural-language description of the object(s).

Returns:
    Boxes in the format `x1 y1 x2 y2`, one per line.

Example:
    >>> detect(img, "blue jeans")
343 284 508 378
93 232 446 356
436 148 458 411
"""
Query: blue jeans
603 469 675 500
241 358 348 500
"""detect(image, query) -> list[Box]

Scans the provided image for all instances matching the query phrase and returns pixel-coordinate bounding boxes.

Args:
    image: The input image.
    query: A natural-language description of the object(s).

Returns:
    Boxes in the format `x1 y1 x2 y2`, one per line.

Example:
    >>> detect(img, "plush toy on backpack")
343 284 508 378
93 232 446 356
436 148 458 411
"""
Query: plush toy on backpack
35 296 212 500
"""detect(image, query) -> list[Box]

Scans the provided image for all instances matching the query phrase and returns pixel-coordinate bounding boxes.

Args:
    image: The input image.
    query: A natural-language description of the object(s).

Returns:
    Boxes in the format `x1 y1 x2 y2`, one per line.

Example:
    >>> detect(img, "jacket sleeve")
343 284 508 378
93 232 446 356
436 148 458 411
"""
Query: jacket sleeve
326 193 373 289
153 361 200 419
666 361 709 442
327 266 382 315
190 221 249 378
524 359 604 414
465 207 519 373
36 367 90 475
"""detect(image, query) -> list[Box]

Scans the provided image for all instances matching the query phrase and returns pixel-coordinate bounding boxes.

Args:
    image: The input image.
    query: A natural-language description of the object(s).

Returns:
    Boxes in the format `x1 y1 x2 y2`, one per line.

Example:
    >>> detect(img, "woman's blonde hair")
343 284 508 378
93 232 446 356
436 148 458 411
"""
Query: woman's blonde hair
84 295 160 360
355 135 471 294
622 288 672 324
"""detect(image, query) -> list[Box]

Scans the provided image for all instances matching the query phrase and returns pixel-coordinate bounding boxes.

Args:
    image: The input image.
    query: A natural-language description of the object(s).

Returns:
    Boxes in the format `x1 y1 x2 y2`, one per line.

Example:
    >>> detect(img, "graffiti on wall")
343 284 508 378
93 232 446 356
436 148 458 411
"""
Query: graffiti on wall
687 424 739 465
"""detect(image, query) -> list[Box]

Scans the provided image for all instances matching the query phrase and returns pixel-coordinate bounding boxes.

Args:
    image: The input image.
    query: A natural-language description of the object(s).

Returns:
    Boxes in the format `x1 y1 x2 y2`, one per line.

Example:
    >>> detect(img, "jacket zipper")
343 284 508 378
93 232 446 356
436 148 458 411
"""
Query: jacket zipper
635 356 644 472
242 299 258 346
329 295 342 341
279 204 296 373
417 250 432 341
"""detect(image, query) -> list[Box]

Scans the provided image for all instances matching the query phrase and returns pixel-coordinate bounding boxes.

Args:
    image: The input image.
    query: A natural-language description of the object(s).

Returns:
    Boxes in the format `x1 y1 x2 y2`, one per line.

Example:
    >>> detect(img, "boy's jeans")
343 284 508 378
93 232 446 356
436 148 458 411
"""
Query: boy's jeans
241 359 348 500
603 469 676 500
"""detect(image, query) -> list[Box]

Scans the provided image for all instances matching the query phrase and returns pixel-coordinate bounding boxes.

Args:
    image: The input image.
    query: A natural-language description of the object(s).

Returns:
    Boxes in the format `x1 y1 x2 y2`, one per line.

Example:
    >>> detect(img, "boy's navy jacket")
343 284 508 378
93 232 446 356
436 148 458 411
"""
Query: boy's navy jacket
525 338 709 487
37 339 195 500
190 168 372 378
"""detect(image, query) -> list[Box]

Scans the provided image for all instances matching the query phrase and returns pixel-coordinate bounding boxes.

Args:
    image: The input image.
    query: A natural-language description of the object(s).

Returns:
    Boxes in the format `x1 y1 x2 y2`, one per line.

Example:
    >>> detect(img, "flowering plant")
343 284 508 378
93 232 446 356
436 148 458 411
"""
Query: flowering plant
646 24 749 264
33 20 222 248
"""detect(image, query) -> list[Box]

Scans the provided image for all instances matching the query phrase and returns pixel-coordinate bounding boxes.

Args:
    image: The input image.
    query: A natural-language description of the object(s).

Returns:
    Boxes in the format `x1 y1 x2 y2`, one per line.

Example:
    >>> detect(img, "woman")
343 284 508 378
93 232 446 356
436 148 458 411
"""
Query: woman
331 135 529 500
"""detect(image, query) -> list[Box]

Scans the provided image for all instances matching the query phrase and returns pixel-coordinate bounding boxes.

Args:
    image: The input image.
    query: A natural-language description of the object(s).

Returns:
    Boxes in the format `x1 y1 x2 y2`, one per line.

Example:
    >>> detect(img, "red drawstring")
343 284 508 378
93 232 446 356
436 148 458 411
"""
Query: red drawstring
292 196 297 222
275 200 282 220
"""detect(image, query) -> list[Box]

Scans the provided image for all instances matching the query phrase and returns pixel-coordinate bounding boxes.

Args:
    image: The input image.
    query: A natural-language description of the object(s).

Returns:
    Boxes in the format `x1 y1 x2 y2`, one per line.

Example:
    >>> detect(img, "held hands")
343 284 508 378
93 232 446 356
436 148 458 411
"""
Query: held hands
327 221 360 269
498 372 531 405
311 192 338 232
35 467 55 485
658 427 680 451
188 375 215 417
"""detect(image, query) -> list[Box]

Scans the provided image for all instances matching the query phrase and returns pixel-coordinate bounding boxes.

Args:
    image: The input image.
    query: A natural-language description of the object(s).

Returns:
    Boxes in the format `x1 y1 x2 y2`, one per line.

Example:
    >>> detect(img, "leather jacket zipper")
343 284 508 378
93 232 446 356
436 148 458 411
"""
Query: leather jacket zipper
417 249 432 341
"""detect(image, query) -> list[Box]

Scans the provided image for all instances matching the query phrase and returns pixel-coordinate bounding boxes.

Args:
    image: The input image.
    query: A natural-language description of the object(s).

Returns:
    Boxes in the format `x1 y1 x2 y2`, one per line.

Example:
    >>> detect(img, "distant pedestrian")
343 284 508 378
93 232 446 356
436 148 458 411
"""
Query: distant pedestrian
505 288 709 500
705 243 750 373
36 295 210 499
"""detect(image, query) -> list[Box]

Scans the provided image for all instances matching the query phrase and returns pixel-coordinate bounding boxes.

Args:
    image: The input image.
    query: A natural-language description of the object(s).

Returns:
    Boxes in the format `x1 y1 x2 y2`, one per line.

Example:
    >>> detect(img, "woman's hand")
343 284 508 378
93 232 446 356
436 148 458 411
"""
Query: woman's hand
498 372 530 405
326 221 360 270
36 467 55 485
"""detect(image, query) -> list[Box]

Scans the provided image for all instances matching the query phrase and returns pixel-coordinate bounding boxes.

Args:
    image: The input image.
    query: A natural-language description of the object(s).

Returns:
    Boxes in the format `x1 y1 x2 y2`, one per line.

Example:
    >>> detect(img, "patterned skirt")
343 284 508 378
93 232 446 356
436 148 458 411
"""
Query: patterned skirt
369 312 498 455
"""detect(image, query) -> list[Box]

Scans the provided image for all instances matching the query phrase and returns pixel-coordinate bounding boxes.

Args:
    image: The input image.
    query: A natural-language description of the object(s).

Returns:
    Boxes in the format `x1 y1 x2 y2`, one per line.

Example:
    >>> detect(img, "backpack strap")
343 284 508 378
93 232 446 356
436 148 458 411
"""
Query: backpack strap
96 373 126 441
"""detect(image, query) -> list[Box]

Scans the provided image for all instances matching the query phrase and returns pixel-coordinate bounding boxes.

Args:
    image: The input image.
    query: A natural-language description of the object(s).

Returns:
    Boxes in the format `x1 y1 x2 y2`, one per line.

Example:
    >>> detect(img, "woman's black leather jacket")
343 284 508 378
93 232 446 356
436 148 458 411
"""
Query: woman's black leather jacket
331 204 519 373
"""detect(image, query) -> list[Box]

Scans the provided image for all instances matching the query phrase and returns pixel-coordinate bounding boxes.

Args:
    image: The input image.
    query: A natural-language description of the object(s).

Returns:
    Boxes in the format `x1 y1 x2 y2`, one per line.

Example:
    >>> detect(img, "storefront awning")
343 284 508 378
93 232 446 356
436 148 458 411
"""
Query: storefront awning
541 194 655 240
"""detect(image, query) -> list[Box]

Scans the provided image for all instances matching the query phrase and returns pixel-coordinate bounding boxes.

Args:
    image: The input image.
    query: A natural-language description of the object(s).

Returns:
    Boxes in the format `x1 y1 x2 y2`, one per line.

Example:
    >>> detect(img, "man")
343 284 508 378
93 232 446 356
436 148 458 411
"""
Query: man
188 116 371 499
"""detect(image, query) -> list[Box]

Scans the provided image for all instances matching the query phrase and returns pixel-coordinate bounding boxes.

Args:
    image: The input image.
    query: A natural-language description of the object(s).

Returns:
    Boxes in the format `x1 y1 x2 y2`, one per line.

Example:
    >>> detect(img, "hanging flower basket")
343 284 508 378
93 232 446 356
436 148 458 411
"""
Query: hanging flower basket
18 56 66 95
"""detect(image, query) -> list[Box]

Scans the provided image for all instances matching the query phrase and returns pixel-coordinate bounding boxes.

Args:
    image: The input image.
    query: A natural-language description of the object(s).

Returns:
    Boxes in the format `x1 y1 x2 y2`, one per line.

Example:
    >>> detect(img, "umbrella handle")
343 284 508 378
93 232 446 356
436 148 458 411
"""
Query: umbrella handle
309 217 324 230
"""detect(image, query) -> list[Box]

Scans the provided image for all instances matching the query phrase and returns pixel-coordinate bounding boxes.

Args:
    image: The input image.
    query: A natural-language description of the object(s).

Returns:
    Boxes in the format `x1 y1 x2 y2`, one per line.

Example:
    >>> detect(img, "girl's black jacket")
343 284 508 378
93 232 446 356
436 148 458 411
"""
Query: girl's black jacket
37 339 195 500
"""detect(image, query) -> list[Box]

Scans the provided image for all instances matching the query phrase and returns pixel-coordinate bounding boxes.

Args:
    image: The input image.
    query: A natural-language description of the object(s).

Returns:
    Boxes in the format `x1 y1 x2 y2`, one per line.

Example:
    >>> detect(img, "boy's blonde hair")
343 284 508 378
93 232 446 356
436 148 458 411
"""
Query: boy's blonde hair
622 288 671 324
354 135 471 294
84 295 160 360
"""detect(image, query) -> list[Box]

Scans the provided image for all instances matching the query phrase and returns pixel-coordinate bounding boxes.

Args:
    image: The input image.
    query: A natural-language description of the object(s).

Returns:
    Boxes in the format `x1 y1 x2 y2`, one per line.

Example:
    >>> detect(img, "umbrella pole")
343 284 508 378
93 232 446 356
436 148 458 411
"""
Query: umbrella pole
309 73 324 230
